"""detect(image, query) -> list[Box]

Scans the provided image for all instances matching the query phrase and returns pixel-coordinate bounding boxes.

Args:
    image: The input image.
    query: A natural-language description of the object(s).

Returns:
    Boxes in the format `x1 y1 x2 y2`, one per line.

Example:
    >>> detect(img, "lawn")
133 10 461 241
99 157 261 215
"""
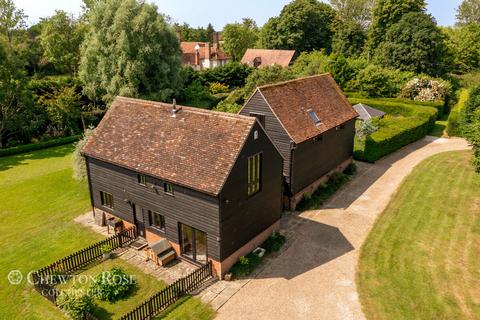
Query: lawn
430 114 448 137
0 145 214 320
357 151 480 320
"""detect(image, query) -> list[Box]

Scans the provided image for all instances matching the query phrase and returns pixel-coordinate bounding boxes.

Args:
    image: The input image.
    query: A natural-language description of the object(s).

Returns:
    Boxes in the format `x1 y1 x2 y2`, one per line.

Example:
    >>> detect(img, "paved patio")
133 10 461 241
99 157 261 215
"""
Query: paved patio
215 137 470 320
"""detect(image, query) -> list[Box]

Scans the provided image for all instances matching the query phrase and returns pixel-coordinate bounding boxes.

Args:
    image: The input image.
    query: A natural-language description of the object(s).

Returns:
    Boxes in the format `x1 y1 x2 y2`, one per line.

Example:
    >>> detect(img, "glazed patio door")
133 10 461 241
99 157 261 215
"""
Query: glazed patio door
180 223 207 264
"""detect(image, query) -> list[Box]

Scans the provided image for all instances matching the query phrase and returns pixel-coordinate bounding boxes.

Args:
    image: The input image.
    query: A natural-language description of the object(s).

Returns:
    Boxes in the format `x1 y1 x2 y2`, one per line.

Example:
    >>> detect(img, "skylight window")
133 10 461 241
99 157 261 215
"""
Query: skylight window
307 110 321 126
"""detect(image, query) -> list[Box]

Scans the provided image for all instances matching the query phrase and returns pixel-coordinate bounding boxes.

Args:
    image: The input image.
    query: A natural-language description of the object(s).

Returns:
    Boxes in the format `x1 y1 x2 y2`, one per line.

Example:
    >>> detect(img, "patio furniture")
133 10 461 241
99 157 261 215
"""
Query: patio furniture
106 216 123 234
146 239 176 266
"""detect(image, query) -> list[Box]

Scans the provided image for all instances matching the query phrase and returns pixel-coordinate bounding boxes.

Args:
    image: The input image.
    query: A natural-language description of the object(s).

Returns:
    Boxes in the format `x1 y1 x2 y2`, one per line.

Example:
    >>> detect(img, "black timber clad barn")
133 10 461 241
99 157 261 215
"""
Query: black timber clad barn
82 97 284 277
239 74 359 209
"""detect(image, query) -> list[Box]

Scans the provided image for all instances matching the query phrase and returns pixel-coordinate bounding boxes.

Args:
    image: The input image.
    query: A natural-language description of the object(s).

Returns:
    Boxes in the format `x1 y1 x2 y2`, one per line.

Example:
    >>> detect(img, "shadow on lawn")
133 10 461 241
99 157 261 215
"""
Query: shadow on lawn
0 144 75 172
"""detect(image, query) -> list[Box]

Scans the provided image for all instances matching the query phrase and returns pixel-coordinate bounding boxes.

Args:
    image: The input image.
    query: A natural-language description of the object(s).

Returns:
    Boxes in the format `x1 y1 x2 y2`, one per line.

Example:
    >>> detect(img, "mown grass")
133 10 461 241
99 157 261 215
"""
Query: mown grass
357 151 480 320
0 145 214 319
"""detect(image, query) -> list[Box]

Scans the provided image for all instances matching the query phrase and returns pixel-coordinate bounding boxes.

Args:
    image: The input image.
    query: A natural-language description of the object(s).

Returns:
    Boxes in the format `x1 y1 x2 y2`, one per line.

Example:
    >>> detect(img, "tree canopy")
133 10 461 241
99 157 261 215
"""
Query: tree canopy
40 11 86 75
222 18 258 61
332 20 366 57
329 0 375 29
445 24 480 73
258 0 337 52
79 0 182 104
374 12 448 76
456 0 480 26
368 0 426 49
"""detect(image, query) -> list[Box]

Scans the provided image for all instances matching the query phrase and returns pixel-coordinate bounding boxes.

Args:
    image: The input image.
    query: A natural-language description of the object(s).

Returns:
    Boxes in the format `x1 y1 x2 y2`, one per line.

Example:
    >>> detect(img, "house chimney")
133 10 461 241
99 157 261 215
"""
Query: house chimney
213 32 220 50
194 43 200 66
171 99 182 117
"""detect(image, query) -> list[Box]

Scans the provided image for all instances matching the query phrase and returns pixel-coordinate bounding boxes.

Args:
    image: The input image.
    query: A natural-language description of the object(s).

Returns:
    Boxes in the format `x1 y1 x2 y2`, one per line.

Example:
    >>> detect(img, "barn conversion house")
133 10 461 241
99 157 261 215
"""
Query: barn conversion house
82 97 283 278
240 74 359 209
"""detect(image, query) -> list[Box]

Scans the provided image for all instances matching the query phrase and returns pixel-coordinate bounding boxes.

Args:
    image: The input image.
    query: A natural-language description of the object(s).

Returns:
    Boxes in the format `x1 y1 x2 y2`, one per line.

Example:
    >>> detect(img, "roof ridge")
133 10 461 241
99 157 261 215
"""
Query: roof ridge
258 73 332 90
114 96 255 123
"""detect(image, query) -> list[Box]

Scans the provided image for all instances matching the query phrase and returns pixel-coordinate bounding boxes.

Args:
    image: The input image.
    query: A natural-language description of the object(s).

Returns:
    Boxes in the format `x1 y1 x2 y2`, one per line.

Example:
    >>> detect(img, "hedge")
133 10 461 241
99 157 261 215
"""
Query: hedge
350 98 438 163
0 135 81 157
447 89 469 137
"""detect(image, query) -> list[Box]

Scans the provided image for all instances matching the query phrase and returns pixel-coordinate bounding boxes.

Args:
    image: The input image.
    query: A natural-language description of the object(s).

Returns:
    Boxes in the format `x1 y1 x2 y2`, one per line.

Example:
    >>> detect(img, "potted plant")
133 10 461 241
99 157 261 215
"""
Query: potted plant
101 244 113 260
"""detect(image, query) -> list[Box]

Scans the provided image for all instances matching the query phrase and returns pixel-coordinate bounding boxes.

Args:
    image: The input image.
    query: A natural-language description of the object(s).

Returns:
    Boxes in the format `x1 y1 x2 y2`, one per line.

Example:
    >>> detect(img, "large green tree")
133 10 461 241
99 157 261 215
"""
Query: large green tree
374 12 448 76
40 10 86 75
330 0 375 29
456 0 480 26
368 0 426 50
0 40 38 148
79 0 182 104
258 0 337 52
0 0 26 44
444 24 480 73
222 18 258 61
173 22 215 42
332 21 366 57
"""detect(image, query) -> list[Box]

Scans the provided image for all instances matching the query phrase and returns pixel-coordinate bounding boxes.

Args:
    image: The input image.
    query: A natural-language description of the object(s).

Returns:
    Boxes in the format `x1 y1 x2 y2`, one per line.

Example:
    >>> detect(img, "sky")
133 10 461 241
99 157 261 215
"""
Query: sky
14 0 462 29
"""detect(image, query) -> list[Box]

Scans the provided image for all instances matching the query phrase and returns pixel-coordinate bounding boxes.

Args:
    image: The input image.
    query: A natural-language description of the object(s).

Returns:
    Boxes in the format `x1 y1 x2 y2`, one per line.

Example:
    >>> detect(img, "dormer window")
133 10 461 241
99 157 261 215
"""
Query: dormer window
307 110 321 126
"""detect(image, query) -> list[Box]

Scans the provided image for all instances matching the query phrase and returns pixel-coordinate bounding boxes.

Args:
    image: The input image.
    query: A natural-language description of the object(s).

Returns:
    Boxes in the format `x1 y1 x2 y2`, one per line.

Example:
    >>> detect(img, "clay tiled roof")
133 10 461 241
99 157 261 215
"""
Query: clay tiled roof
257 74 358 144
180 42 229 65
241 49 296 68
82 97 255 196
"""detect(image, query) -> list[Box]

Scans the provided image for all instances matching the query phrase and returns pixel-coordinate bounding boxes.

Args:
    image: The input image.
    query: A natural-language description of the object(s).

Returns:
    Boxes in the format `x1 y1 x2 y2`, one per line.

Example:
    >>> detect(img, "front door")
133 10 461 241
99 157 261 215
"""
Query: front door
179 223 207 264
133 204 146 238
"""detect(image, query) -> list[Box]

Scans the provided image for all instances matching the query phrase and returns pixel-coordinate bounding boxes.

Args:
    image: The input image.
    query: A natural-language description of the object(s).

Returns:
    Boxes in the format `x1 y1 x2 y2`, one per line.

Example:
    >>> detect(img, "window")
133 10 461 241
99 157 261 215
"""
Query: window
254 130 259 140
100 191 114 209
164 182 174 195
148 210 165 232
307 110 321 126
137 174 147 186
249 113 266 129
247 153 262 196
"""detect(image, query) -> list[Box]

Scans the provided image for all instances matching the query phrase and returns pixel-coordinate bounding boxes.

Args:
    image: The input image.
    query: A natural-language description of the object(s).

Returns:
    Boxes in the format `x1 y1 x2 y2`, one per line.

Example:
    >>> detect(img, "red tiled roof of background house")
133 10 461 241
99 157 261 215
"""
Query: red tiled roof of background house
241 49 296 68
82 97 256 195
256 74 359 144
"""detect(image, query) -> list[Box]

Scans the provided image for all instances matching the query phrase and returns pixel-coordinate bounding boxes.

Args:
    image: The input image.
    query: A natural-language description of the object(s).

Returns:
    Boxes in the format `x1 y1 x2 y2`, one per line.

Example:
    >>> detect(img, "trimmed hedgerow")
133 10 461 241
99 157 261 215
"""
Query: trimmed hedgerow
0 135 81 157
447 89 469 137
350 98 438 163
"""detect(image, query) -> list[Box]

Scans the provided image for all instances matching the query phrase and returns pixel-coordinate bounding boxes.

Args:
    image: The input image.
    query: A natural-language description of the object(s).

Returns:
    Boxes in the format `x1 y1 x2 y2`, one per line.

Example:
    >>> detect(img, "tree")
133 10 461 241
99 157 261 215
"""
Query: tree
258 0 337 52
173 22 214 42
222 18 258 61
330 0 375 29
456 0 480 26
73 127 95 181
444 24 480 73
0 40 38 148
40 11 86 75
332 21 366 57
79 0 182 104
368 0 426 50
0 0 26 44
373 12 448 76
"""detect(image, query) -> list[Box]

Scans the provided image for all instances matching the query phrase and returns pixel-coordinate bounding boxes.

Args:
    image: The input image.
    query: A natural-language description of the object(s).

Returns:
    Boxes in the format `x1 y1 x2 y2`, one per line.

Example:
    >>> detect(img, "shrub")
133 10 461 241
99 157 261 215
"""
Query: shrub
463 109 480 173
214 100 242 114
209 82 229 94
57 289 95 320
357 119 379 138
0 135 81 157
350 98 438 162
230 253 261 277
463 85 480 123
349 65 414 98
447 89 469 137
100 244 113 254
72 128 94 181
343 162 357 175
400 77 452 104
262 232 286 254
90 268 135 302
296 172 351 210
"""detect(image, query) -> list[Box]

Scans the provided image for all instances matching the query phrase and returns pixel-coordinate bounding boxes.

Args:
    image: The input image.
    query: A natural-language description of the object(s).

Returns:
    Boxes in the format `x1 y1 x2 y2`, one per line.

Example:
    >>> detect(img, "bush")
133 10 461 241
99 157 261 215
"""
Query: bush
90 268 135 302
213 100 242 114
349 64 414 98
261 232 286 254
0 135 81 157
230 253 261 277
182 80 221 109
343 162 357 175
296 171 351 210
447 89 469 137
350 98 438 162
400 77 452 104
57 289 95 320
73 128 94 181
209 82 229 94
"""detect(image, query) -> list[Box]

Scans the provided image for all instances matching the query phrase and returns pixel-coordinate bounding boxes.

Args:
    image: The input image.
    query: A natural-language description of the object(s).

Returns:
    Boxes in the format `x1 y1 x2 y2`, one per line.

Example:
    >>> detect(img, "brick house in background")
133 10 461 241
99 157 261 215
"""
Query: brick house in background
82 97 283 278
239 74 359 209
180 33 230 70
241 49 296 68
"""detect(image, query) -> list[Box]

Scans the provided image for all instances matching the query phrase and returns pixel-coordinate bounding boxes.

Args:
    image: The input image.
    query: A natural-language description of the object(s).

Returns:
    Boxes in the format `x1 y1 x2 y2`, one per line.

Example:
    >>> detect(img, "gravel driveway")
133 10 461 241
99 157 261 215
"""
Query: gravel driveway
215 137 470 320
